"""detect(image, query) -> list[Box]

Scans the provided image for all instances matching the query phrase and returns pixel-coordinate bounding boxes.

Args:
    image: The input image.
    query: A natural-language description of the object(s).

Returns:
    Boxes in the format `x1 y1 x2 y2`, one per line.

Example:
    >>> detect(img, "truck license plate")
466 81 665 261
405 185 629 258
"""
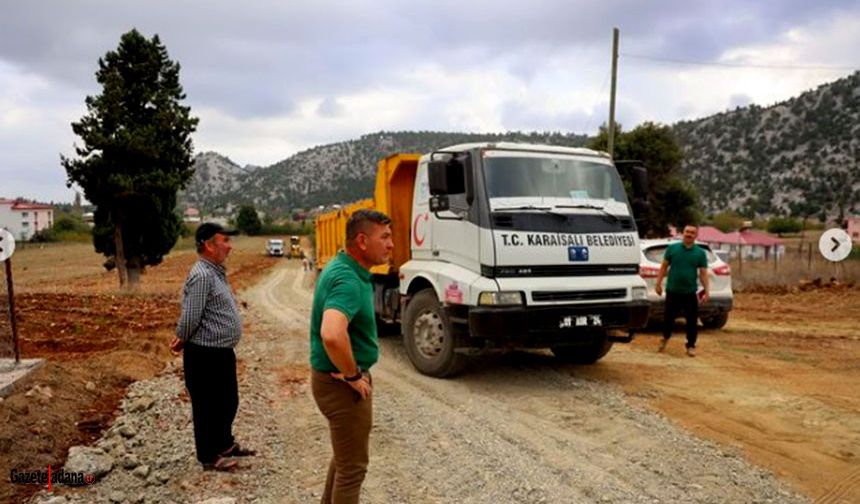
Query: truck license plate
559 314 602 328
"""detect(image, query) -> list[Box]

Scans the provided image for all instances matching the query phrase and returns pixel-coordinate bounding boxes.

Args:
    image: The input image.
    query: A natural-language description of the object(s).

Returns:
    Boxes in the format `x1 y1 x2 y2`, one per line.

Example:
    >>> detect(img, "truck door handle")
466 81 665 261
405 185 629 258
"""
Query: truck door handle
432 250 440 257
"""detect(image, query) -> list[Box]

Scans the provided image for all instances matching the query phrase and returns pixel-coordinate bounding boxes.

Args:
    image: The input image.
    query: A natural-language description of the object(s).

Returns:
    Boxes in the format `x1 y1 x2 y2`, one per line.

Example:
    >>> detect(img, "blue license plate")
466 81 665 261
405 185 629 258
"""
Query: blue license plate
568 246 589 261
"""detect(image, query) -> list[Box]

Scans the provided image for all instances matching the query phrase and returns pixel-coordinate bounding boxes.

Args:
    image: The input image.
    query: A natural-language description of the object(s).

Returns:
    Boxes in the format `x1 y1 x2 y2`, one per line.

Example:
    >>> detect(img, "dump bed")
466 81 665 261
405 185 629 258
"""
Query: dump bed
315 153 420 274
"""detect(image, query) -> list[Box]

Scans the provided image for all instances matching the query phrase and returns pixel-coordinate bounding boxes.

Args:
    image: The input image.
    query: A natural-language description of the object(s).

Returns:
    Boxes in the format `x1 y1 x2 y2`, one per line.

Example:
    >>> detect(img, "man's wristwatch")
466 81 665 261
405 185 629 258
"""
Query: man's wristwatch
344 370 363 382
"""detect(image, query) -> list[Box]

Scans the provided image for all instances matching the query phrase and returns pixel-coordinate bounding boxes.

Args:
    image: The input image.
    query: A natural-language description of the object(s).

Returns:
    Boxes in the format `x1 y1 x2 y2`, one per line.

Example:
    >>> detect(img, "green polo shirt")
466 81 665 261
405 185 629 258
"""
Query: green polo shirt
310 251 379 373
664 242 708 294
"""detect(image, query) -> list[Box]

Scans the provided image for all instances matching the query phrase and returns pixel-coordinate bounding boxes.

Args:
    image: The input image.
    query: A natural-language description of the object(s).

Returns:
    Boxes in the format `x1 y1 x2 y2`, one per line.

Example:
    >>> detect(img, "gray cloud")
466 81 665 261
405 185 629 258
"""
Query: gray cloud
0 0 857 201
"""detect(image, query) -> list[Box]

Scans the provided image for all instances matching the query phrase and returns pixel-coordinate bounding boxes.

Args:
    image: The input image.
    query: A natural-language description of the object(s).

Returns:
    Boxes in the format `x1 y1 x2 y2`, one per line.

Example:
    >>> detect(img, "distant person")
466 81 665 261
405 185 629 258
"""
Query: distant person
655 224 710 357
171 223 255 471
309 209 393 503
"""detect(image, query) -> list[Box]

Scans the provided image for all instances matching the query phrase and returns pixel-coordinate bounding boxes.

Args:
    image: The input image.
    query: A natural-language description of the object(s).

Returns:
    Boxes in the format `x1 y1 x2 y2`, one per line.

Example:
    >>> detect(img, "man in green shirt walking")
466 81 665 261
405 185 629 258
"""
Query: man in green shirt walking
310 209 393 504
655 224 710 357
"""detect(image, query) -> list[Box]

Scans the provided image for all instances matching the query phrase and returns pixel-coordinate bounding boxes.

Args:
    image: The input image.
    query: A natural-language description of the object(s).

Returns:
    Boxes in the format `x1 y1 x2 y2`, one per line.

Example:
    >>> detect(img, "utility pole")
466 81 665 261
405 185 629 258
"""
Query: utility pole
608 27 619 158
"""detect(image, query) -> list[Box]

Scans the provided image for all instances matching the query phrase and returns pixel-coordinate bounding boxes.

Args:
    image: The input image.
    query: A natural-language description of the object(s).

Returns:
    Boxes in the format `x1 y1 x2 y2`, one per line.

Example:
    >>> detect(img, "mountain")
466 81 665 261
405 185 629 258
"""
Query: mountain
181 131 588 215
183 71 860 220
181 152 257 212
674 71 860 220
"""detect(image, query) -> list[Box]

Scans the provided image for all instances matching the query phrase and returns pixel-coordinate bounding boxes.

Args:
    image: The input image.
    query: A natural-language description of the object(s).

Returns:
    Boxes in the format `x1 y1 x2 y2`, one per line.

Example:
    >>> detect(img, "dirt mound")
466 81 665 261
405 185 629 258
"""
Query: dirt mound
0 238 276 502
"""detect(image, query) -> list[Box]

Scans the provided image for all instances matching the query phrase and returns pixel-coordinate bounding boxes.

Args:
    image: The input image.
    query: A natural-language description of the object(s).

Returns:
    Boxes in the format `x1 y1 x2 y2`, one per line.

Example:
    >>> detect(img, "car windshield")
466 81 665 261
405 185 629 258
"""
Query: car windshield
483 155 627 203
644 244 717 264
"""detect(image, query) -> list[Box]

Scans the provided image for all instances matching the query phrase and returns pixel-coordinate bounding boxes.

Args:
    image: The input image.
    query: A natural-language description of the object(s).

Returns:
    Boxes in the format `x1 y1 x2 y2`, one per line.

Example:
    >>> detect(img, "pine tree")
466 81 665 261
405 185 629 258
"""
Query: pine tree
62 29 199 288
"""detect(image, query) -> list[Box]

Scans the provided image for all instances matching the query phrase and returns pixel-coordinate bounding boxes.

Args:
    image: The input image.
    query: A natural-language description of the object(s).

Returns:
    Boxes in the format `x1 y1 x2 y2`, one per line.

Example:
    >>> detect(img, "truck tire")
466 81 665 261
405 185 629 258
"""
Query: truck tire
402 289 468 377
702 312 729 329
551 334 613 365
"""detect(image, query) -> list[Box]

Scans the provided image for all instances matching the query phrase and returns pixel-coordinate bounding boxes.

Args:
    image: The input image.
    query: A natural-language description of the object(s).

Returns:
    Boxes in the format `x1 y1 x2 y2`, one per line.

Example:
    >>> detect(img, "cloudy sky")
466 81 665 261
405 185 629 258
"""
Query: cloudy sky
1 0 858 203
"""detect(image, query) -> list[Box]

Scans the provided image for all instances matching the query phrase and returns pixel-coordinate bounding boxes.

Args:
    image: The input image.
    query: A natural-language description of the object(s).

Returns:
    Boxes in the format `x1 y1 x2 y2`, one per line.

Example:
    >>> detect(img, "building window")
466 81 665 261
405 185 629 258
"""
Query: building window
22 212 29 218
22 222 29 227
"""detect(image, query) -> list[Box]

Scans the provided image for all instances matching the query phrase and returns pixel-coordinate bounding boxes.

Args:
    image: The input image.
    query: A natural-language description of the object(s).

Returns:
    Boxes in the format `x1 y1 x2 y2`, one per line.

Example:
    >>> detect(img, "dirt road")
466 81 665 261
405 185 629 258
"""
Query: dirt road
24 259 855 503
243 263 805 503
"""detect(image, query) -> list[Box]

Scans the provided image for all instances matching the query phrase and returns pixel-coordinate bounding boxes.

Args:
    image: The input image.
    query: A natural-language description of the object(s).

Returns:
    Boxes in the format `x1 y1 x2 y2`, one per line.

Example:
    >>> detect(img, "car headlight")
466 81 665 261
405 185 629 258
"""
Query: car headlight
632 286 647 300
478 291 524 306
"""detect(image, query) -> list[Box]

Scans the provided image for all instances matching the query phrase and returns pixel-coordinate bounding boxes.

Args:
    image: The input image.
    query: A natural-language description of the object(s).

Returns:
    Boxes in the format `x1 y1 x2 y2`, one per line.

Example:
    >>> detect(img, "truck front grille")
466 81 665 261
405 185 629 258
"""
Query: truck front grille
532 289 627 302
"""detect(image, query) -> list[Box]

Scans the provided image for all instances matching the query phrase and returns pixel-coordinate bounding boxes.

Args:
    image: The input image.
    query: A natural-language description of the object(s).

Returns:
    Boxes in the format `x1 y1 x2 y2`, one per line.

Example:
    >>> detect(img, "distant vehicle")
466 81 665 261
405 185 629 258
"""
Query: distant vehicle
639 239 733 329
266 239 285 257
288 235 302 259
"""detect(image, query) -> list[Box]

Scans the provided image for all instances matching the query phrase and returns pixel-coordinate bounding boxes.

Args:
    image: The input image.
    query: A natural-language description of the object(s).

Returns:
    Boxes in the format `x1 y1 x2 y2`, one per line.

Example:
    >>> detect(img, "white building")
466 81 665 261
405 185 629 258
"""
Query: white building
0 198 54 241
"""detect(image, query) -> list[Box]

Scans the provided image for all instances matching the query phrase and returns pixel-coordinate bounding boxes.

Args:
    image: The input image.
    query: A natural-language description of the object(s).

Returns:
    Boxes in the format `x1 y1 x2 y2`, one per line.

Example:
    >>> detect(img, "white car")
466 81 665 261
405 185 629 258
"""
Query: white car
266 239 285 257
639 239 733 329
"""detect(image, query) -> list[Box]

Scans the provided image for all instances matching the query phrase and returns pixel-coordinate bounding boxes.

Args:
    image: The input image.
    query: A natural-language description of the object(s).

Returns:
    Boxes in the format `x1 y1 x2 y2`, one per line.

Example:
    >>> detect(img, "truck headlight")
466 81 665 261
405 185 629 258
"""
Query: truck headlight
632 286 647 300
478 291 524 306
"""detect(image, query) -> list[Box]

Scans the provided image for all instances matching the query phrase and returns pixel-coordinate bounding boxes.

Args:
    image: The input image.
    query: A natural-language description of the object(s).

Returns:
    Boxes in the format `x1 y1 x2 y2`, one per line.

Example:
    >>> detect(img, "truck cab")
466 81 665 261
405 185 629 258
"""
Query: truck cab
398 143 649 376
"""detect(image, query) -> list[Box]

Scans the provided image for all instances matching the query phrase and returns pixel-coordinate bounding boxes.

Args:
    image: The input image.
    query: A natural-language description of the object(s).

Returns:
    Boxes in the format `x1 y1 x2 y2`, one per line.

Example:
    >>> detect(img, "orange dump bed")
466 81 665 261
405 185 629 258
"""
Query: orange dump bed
314 153 420 275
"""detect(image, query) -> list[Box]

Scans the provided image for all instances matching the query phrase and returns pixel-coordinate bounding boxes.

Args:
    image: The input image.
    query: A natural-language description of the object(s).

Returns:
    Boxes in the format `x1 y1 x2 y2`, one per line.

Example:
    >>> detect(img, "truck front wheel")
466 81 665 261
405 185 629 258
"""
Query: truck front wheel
551 334 613 365
402 289 468 377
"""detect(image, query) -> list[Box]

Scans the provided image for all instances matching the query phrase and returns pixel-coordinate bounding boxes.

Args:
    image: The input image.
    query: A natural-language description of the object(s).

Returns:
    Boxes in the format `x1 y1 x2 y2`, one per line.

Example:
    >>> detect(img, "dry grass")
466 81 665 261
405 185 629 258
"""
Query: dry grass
730 254 860 290
5 236 275 294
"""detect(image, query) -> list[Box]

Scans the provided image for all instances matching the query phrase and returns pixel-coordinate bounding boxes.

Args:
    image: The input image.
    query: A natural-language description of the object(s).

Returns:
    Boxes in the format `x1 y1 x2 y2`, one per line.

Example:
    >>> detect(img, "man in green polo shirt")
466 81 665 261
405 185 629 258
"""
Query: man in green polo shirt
655 224 710 357
310 209 393 504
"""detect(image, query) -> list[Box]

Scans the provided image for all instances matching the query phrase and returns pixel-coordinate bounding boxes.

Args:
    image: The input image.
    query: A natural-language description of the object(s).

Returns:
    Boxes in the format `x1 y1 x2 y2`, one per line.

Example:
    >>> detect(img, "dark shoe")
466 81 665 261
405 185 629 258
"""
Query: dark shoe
658 338 669 353
202 456 239 472
221 442 256 457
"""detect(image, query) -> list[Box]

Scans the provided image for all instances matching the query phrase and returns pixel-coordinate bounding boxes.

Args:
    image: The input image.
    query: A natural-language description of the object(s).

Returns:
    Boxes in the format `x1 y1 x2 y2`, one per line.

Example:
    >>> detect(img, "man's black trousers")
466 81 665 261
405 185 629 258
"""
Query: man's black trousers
662 291 699 348
183 342 238 464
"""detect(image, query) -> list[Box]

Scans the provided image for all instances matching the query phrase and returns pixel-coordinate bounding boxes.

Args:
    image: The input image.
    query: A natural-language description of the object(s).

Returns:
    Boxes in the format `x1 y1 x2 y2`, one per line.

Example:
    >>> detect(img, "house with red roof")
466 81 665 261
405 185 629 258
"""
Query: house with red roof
672 225 784 260
183 207 202 224
0 198 54 241
846 216 860 244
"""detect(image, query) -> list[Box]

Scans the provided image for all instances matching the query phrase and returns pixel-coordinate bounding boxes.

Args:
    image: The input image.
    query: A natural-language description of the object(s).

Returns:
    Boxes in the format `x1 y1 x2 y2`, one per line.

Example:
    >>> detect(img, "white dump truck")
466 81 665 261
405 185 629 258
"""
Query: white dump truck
316 142 650 377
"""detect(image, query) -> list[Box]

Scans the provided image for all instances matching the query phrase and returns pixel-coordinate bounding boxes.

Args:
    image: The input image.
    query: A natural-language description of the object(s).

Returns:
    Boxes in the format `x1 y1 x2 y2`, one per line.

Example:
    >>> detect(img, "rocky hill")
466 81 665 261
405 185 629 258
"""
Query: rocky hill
180 152 257 212
674 71 860 220
183 71 860 220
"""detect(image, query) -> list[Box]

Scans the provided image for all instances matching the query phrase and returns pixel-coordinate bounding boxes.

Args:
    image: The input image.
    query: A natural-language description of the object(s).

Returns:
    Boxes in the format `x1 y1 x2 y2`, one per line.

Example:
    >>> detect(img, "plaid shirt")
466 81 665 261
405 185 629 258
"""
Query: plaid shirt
176 257 242 348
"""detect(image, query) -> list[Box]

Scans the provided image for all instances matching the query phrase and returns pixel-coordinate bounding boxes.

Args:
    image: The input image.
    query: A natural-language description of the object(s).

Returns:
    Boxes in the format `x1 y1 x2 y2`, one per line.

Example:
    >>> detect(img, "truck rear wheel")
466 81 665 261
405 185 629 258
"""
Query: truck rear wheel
402 289 468 377
551 334 613 365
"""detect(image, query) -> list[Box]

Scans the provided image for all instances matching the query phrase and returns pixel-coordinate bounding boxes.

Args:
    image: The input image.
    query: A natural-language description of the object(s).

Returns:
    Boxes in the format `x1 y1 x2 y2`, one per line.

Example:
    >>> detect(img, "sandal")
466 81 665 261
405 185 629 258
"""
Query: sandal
202 456 239 472
220 442 257 457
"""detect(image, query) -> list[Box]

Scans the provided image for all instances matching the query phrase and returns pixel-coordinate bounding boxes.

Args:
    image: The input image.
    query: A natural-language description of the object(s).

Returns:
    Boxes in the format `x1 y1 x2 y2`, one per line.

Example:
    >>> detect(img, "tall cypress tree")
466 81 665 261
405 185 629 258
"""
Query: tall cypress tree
62 29 199 288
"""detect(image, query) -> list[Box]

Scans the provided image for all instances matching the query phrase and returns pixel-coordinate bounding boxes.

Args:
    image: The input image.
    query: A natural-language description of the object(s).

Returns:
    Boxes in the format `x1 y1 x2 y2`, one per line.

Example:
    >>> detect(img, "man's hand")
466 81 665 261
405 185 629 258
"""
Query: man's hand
330 372 373 400
169 338 184 354
655 282 663 296
700 291 710 304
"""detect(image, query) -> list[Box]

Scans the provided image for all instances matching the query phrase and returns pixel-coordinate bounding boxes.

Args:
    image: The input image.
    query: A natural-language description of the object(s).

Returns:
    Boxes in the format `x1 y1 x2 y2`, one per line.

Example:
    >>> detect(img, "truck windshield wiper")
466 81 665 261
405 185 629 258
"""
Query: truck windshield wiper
554 204 621 224
494 205 567 220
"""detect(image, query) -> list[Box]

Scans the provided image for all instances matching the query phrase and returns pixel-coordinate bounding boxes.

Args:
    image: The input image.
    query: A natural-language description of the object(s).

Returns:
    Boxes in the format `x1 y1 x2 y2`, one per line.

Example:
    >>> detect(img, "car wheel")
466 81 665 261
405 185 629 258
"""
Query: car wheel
402 289 468 377
702 312 729 329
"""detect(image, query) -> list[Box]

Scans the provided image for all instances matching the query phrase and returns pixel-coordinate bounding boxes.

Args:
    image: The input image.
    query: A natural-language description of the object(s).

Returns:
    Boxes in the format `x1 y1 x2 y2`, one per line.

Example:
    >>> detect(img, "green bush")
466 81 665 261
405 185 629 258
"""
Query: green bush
767 217 803 235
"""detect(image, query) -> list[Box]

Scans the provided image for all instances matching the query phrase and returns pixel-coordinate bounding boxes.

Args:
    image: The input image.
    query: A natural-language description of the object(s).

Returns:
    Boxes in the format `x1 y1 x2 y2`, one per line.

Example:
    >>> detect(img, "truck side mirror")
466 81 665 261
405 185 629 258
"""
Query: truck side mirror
428 159 466 195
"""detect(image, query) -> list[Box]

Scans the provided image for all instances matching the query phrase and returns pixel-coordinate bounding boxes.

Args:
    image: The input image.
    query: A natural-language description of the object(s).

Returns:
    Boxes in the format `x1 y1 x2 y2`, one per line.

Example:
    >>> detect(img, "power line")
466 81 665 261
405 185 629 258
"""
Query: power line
620 52 857 72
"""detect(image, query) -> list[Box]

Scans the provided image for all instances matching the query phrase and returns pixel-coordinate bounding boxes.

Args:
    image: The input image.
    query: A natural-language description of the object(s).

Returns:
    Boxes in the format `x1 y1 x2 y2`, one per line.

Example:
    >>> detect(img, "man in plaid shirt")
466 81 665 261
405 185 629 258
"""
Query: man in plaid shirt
171 222 254 471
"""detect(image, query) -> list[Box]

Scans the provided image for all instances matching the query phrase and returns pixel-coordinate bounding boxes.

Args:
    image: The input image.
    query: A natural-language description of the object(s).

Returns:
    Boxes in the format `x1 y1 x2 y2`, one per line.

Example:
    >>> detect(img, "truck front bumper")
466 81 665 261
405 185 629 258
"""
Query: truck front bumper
463 301 649 347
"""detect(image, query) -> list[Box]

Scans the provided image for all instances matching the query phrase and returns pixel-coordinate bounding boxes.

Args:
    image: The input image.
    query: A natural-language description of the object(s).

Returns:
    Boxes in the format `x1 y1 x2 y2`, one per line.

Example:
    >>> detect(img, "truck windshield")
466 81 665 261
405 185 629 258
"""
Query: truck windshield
483 155 627 203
